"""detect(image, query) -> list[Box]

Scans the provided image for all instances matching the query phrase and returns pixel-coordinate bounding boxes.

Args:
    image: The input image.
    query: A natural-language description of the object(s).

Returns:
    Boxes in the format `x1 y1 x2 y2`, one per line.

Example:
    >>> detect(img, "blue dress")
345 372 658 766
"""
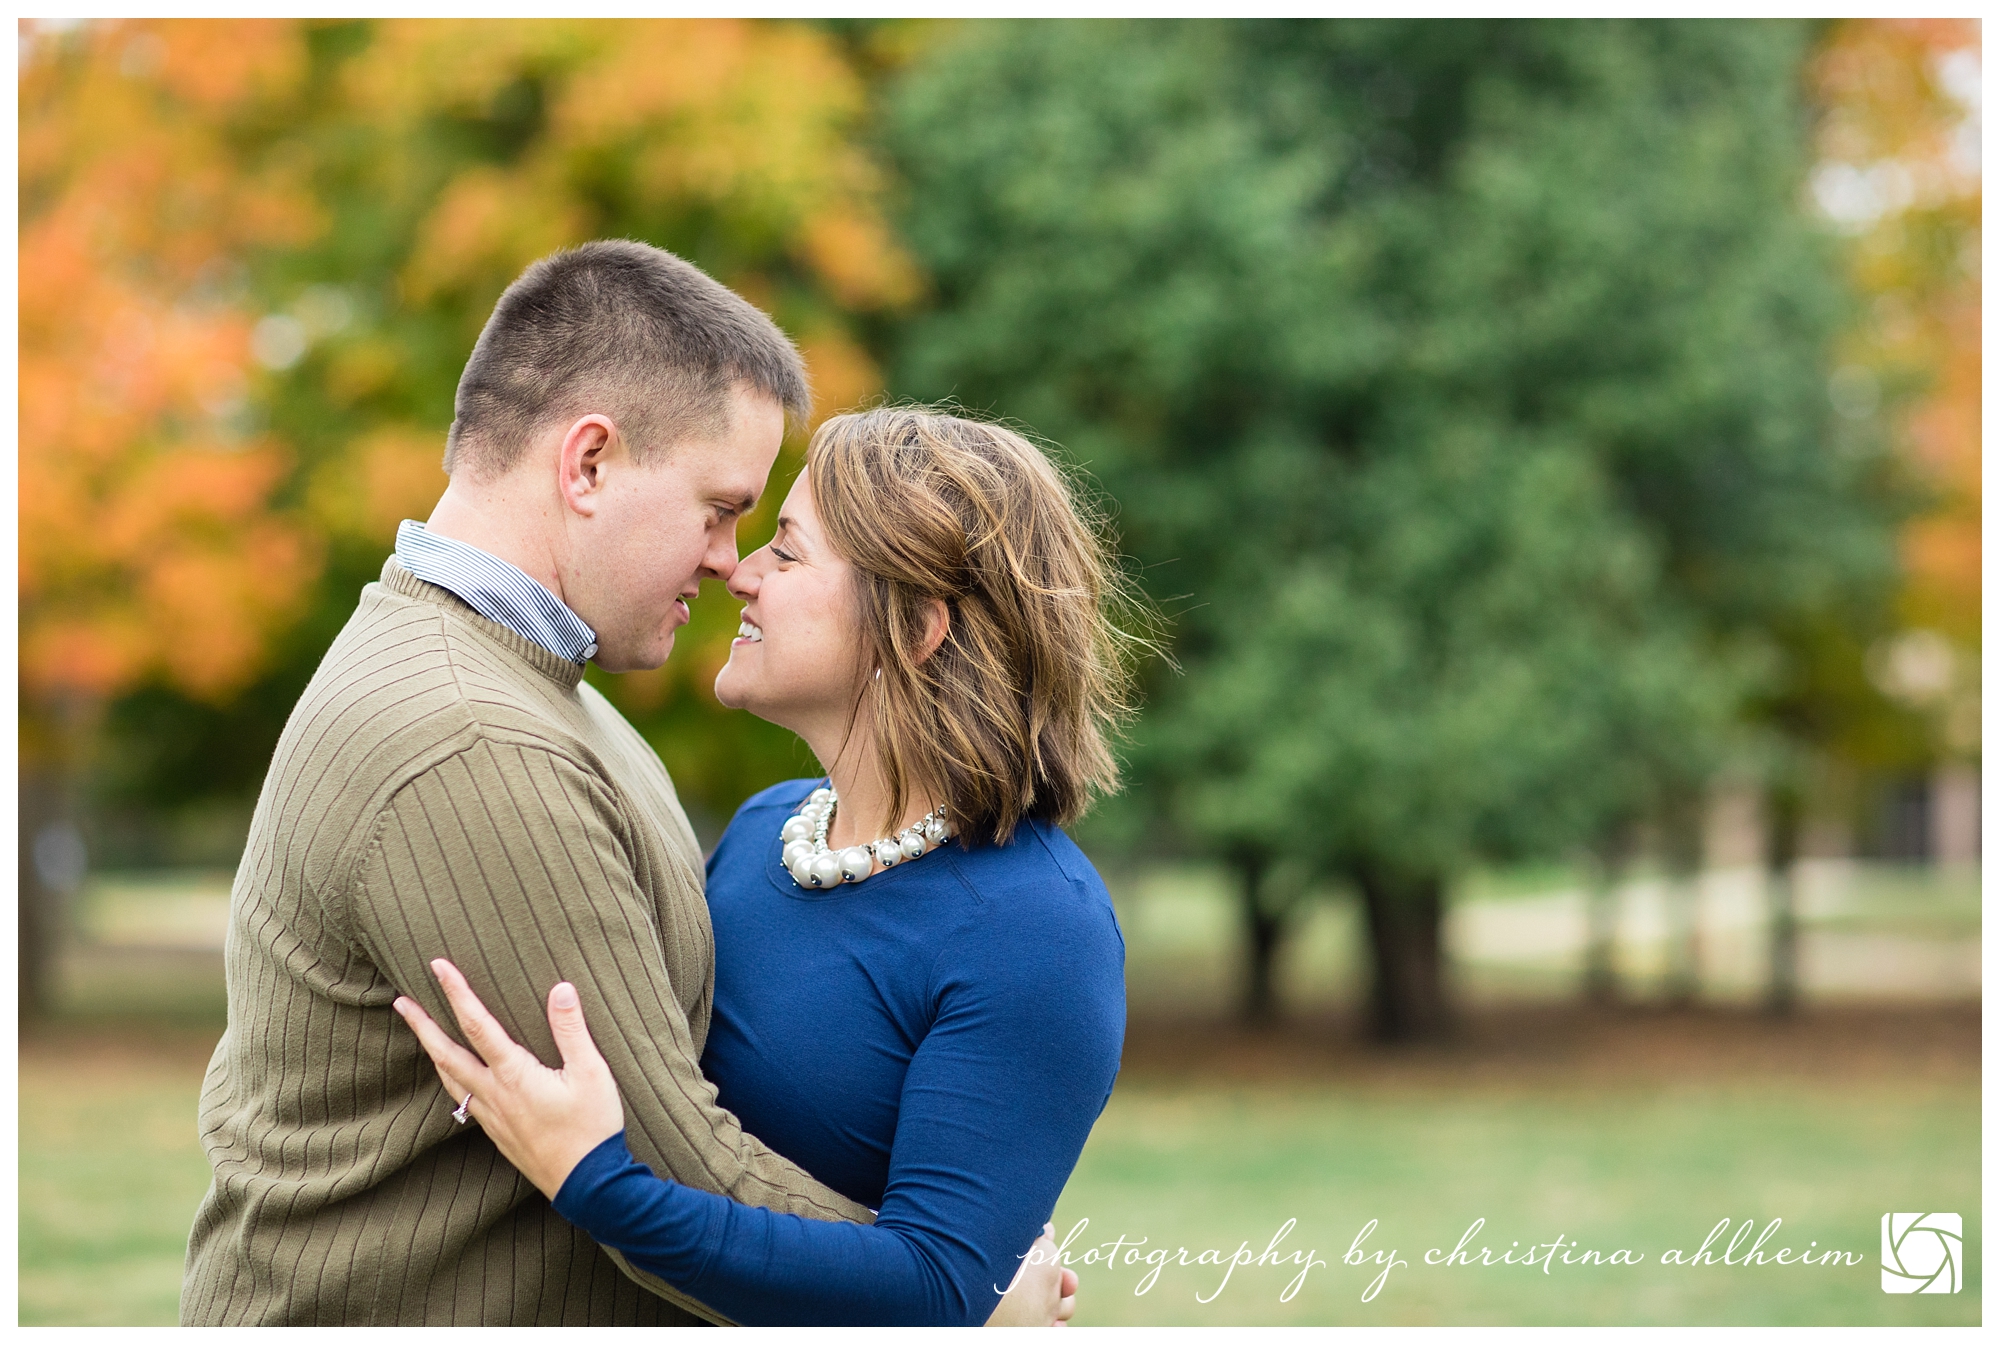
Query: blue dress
552 778 1127 1326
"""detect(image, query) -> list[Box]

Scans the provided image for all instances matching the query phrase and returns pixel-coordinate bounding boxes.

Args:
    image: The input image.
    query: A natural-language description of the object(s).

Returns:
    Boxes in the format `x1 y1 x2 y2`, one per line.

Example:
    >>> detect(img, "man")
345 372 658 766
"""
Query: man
182 240 871 1325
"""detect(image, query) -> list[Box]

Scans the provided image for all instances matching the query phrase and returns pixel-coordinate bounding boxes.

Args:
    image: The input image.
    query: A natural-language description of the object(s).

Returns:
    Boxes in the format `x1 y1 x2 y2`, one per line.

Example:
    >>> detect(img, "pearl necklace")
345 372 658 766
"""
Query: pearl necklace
780 786 953 888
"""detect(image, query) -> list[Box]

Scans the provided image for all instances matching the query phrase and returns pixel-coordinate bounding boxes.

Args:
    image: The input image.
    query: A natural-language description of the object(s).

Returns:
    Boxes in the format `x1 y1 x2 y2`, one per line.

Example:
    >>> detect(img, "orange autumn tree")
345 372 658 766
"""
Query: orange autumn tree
17 18 916 1010
19 21 323 726
1812 20 1981 763
18 19 325 1013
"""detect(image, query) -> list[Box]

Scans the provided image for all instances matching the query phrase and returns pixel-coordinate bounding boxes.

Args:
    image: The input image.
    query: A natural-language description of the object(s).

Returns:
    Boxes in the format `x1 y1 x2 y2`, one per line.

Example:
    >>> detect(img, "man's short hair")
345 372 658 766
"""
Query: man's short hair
443 240 812 478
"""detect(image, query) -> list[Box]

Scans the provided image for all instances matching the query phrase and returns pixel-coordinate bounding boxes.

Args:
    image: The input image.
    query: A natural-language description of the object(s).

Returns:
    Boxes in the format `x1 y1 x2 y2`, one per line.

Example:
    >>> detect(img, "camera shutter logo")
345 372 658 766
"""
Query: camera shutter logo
1881 1214 1961 1294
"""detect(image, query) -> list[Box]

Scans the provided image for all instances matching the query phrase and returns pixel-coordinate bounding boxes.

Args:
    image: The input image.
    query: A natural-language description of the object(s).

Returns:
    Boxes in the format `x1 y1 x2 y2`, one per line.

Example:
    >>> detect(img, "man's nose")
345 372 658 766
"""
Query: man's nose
701 533 740 584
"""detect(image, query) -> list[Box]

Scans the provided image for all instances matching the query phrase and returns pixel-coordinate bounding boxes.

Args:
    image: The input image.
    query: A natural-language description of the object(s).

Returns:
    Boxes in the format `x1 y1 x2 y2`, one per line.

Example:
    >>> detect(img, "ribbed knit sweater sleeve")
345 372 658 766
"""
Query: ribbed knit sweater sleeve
346 737 874 1308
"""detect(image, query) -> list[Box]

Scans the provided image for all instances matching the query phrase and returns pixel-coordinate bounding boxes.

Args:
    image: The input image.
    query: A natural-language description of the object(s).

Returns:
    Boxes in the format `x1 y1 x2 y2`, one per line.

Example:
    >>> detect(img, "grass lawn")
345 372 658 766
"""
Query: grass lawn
1053 1077 1978 1324
19 1027 221 1326
20 1003 1979 1327
17 904 1981 1327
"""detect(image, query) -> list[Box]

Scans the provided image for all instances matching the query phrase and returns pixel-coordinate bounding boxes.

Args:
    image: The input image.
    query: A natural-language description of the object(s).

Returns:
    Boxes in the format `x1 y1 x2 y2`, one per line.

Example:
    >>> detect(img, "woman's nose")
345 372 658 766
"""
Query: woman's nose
726 549 767 601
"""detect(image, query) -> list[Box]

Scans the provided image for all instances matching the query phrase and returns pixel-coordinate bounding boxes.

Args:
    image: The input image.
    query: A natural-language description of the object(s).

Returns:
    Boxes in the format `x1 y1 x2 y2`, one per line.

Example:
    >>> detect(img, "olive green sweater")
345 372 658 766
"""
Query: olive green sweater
181 560 870 1325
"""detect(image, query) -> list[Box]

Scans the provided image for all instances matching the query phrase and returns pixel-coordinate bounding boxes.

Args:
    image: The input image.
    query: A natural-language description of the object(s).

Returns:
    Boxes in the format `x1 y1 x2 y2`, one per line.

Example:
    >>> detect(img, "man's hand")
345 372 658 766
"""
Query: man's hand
393 958 625 1199
985 1223 1079 1327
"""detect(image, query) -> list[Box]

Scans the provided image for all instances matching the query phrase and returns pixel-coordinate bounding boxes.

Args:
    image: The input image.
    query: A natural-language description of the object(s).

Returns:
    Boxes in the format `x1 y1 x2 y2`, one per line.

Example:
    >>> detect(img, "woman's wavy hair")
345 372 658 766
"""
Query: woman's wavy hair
808 405 1153 847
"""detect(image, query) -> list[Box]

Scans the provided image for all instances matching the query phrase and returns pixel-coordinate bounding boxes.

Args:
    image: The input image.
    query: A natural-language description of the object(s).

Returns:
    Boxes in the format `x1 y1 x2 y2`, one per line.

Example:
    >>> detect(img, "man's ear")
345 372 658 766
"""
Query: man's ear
914 599 950 665
557 415 621 517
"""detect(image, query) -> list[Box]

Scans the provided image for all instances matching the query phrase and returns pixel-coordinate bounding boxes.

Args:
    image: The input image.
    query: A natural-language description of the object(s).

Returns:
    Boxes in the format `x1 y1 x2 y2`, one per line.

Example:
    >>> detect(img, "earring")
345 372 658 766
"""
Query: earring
873 668 882 681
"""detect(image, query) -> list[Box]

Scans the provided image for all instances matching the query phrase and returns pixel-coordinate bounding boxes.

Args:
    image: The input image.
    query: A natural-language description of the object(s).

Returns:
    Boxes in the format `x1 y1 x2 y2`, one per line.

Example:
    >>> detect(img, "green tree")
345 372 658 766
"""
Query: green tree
883 19 1899 1038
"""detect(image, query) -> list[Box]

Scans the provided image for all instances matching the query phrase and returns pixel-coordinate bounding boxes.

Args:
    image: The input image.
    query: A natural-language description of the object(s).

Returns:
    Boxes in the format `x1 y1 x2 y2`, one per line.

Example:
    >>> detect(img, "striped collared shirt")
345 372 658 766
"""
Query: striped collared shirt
394 520 599 665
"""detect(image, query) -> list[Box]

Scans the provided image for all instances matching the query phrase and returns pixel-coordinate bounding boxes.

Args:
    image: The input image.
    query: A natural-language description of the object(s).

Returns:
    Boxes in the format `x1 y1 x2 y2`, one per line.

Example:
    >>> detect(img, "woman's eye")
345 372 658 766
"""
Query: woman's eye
772 546 798 564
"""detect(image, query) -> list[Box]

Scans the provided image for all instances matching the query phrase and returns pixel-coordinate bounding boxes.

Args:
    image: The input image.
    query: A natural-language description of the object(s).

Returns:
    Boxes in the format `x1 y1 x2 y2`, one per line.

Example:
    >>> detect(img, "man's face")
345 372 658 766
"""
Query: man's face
576 387 785 672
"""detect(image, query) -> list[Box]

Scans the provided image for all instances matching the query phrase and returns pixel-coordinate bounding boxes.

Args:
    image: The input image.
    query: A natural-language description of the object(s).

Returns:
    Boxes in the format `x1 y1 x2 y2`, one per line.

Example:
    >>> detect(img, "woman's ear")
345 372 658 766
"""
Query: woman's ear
915 599 950 665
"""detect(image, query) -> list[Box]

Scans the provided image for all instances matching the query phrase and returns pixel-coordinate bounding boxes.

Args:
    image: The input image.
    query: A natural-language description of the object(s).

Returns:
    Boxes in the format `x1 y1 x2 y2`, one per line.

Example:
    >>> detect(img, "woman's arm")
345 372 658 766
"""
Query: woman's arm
395 933 1118 1326
554 1135 1076 1326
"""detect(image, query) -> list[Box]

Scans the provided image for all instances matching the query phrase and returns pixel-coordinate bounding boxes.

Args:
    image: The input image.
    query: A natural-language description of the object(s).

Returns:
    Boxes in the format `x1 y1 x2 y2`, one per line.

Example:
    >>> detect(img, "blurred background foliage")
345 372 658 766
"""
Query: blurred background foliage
17 17 1978 1031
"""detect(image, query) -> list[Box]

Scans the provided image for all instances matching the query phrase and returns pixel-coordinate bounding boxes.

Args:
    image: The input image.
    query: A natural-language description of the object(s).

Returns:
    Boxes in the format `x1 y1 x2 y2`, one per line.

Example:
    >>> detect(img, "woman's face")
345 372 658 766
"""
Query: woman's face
714 471 869 741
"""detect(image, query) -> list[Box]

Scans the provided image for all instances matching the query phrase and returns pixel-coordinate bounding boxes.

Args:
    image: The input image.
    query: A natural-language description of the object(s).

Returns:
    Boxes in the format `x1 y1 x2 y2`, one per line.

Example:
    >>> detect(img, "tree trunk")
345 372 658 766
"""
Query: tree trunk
1236 851 1282 1025
1356 867 1449 1043
1660 794 1704 1007
19 766 81 1020
1582 832 1632 1006
1764 786 1801 1017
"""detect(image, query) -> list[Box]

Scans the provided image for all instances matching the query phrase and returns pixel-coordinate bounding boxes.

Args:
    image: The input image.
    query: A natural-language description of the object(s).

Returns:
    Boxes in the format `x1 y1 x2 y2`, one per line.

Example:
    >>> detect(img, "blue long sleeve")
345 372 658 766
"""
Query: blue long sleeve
556 1132 930 1324
553 791 1126 1327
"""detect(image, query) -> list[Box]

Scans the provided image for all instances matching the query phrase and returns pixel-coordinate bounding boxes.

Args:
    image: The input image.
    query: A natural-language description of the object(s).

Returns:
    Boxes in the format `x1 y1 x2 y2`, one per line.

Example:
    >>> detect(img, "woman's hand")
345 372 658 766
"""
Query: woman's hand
984 1223 1079 1326
392 958 625 1200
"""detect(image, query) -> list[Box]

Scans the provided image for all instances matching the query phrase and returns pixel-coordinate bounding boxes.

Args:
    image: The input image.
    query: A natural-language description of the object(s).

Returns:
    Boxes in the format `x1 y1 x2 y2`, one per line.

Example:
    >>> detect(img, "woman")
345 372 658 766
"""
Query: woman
394 407 1140 1326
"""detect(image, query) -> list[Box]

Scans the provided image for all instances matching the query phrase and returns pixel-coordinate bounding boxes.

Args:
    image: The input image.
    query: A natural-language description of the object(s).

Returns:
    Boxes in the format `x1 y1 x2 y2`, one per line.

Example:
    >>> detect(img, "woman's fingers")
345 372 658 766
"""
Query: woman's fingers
430 958 531 1076
545 981 608 1077
1047 1224 1077 1325
392 994 493 1094
430 1060 466 1101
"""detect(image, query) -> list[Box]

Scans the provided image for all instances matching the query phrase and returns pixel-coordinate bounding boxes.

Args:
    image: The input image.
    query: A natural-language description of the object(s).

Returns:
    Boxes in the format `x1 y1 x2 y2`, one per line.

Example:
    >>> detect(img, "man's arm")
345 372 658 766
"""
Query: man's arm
345 738 872 1303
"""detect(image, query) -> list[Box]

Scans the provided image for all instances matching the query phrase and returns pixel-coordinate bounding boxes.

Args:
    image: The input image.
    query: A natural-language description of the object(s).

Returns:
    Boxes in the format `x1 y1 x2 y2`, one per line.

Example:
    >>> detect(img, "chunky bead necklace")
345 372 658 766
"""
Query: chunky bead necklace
780 786 953 888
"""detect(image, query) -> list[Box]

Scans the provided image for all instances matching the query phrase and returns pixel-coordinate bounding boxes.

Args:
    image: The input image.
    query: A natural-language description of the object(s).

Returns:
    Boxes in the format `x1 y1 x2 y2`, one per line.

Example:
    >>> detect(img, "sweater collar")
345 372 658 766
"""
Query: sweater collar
393 520 599 666
380 557 587 690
